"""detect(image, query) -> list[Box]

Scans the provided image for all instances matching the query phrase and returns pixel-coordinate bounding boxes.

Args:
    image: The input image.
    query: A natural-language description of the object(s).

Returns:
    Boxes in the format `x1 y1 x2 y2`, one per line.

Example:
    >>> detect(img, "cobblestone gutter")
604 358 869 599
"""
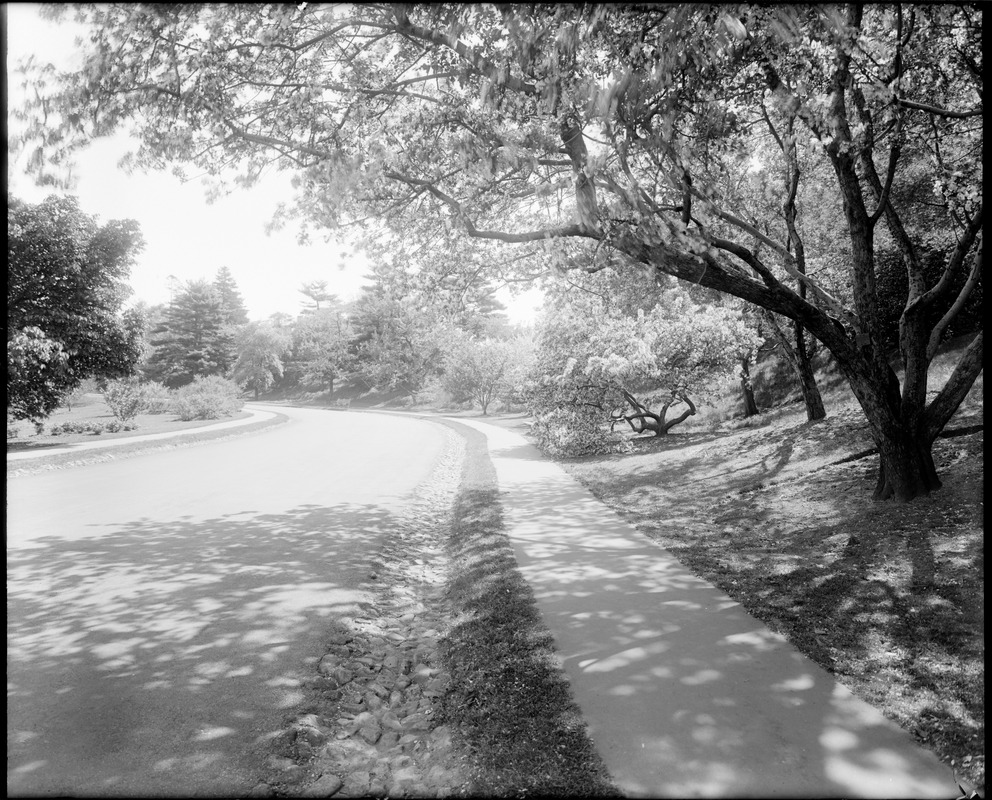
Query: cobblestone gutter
252 425 470 798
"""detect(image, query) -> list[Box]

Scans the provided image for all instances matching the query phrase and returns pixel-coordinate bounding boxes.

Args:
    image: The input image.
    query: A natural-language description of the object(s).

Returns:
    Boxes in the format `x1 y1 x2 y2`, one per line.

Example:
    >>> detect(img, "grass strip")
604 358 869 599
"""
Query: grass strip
6 413 288 477
437 422 620 797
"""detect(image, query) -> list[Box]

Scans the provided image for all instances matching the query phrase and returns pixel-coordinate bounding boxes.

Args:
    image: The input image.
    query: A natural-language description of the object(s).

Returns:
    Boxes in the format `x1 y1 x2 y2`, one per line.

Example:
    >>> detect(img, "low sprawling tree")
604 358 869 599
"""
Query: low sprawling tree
531 273 757 449
14 4 982 499
8 194 144 420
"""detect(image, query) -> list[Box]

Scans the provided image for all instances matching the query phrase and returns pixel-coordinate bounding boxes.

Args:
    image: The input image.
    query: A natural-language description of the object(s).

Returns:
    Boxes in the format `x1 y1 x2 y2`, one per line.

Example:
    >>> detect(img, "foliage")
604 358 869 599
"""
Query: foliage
8 194 144 420
49 419 137 435
232 321 290 399
172 375 244 421
141 380 174 414
14 5 983 500
529 271 757 451
530 406 633 458
213 266 249 326
290 306 352 395
441 331 534 415
142 279 237 387
350 286 452 401
298 280 336 311
102 376 148 422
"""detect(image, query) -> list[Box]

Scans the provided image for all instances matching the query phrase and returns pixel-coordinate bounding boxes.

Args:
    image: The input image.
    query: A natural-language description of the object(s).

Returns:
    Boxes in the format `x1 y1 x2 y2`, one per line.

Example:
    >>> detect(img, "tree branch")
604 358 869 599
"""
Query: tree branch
927 235 982 361
898 98 983 119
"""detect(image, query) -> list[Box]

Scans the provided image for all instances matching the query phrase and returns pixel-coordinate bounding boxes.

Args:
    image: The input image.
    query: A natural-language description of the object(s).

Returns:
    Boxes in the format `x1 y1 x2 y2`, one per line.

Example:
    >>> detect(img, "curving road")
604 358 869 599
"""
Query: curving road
6 405 448 797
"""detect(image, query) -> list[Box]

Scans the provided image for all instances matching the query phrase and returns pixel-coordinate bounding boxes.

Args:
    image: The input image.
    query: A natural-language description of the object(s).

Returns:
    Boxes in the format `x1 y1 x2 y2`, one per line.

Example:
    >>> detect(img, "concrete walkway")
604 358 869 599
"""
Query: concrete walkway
7 405 280 462
454 419 958 799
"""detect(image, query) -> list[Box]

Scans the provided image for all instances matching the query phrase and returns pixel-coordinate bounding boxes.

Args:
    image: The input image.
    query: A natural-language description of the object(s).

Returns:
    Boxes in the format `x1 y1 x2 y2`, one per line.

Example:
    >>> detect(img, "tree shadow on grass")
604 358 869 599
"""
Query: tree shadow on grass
7 503 397 797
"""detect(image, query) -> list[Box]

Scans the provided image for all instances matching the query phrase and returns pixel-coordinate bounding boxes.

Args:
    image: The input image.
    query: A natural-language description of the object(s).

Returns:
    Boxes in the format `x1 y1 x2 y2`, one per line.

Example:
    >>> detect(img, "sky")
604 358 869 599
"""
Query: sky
5 4 543 323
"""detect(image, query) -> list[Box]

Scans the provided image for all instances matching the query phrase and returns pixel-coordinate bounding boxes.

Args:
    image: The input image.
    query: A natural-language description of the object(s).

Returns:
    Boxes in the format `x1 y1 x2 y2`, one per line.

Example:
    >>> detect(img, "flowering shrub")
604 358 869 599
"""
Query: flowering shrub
103 377 148 422
142 381 175 414
530 407 633 458
49 420 138 435
173 376 243 420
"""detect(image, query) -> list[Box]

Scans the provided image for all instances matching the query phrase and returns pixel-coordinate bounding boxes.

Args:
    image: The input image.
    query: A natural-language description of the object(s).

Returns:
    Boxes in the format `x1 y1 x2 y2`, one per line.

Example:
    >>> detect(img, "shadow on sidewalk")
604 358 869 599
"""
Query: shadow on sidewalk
488 439 955 798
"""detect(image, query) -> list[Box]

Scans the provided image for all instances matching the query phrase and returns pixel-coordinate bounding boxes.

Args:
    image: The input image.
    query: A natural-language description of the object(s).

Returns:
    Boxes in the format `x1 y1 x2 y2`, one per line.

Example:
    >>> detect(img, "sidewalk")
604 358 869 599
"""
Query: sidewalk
6 406 280 462
454 418 958 799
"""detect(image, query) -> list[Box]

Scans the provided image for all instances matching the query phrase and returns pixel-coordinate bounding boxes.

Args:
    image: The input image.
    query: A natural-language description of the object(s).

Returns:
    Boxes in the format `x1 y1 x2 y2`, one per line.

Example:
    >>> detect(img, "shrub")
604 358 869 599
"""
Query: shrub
142 381 174 414
173 376 244 421
103 377 148 422
530 408 633 458
49 420 138 436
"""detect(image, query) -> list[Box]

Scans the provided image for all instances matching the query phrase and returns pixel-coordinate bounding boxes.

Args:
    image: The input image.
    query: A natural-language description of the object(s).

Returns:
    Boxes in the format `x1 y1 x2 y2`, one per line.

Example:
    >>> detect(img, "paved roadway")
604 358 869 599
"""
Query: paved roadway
7 406 447 797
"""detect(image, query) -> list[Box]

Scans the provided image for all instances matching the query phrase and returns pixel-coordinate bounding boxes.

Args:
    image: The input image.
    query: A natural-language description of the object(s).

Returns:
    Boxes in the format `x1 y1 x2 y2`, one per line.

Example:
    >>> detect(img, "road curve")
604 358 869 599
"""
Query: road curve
6 406 448 797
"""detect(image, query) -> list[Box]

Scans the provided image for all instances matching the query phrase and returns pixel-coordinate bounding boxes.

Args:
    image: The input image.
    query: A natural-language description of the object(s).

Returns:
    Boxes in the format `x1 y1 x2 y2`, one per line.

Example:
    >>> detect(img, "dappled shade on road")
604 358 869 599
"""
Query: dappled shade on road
8 502 396 795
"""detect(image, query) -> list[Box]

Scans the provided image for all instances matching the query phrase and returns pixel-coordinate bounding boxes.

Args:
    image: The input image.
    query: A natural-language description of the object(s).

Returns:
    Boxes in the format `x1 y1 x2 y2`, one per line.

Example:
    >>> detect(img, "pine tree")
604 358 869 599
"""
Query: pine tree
143 279 235 387
213 266 249 325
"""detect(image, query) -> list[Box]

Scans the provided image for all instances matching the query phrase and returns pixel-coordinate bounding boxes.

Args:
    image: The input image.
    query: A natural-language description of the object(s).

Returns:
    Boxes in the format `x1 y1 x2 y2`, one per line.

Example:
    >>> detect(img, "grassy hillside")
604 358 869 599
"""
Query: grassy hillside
554 338 984 795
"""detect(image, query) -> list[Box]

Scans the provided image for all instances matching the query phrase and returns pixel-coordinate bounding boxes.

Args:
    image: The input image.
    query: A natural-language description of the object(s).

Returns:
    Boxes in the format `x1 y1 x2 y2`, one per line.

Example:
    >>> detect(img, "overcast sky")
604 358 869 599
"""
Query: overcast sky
5 4 542 322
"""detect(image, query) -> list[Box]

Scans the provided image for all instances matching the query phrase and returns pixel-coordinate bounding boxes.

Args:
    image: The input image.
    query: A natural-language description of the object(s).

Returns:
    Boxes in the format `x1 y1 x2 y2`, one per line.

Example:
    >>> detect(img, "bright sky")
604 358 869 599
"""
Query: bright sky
5 4 542 323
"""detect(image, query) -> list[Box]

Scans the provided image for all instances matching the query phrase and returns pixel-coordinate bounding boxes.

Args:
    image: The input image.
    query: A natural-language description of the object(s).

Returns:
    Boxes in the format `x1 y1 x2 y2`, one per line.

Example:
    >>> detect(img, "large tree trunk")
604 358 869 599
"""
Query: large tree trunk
837 329 983 502
873 427 941 501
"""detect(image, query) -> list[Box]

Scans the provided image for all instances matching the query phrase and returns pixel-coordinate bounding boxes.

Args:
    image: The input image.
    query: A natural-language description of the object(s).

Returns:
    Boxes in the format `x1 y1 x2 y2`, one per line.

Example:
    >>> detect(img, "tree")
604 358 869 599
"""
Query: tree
15 5 982 500
231 321 289 399
143 279 235 387
442 331 533 415
213 266 249 326
291 306 353 397
531 275 757 441
8 194 144 420
350 290 450 402
299 280 335 311
102 376 147 422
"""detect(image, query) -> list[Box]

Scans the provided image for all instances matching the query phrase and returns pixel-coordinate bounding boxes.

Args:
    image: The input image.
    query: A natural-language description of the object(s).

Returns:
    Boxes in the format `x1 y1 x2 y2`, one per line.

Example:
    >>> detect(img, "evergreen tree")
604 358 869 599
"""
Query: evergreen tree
213 266 249 325
143 279 235 387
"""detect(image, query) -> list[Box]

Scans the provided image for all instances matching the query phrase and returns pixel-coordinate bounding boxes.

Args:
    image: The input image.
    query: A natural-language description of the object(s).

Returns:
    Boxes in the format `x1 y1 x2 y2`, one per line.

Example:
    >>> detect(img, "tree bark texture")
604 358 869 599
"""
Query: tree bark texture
740 356 760 418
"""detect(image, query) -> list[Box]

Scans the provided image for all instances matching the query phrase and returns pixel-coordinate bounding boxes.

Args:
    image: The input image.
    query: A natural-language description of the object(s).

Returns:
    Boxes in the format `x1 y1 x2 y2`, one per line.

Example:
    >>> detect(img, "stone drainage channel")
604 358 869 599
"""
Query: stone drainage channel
249 427 470 798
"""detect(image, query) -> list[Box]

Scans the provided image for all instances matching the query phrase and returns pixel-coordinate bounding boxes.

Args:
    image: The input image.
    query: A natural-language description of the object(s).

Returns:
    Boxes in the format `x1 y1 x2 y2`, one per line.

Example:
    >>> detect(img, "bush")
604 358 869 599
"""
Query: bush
103 377 148 421
530 408 633 458
49 420 138 436
142 381 175 414
173 376 244 421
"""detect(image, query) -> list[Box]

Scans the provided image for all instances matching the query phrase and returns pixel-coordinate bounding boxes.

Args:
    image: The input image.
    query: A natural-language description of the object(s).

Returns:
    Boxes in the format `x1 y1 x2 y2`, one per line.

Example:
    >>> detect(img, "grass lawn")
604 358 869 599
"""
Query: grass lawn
7 393 251 452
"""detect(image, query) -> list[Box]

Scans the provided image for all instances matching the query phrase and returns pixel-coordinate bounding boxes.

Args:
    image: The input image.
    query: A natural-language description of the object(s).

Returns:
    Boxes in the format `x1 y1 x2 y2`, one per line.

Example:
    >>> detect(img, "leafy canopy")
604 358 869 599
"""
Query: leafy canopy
8 194 144 420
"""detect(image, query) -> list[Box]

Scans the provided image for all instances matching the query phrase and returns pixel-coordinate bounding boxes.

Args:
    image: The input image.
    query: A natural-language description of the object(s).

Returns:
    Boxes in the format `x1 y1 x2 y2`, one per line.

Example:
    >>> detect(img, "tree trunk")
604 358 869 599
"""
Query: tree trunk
794 325 826 422
613 389 697 435
253 386 260 400
740 356 759 418
872 424 941 501
761 312 826 422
